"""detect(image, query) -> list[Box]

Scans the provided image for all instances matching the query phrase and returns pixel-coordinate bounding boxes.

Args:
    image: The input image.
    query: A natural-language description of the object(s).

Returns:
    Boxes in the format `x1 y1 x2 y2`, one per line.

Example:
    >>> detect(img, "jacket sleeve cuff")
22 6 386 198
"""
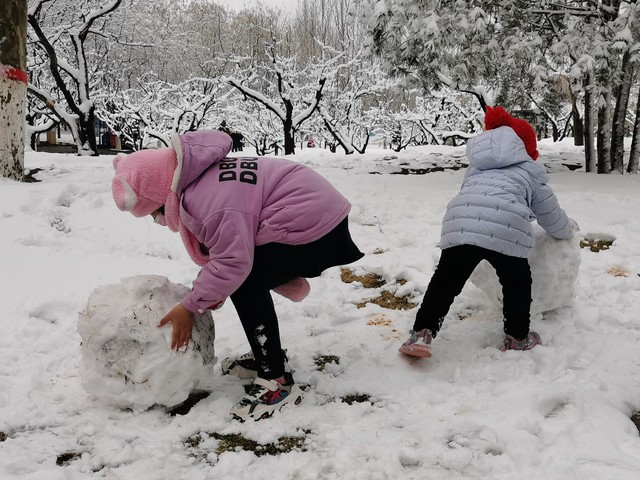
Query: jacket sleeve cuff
181 295 206 315
181 294 225 315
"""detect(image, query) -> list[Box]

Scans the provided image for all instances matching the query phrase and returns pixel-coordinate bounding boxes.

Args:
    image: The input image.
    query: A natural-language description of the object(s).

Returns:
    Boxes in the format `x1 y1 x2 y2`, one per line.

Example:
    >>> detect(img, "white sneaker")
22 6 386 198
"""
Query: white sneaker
230 372 303 421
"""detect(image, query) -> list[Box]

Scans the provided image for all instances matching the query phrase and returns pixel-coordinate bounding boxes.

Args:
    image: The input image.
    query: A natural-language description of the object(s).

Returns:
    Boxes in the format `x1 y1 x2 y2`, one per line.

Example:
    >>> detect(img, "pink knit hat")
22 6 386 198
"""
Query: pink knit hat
484 106 539 160
112 147 178 217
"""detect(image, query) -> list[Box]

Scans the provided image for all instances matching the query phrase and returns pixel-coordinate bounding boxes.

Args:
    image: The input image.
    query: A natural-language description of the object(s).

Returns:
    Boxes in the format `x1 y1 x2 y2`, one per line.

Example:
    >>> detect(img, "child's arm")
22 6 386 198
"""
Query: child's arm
181 210 259 314
530 181 573 239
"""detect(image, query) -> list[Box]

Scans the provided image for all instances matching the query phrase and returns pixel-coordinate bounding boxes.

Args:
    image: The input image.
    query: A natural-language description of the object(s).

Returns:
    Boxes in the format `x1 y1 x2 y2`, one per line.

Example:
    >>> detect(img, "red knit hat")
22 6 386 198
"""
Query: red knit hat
484 106 539 160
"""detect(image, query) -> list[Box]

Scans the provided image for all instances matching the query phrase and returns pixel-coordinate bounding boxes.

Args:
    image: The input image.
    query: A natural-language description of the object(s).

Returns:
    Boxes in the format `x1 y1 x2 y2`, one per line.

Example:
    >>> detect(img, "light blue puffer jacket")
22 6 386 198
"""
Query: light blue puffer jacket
440 126 572 258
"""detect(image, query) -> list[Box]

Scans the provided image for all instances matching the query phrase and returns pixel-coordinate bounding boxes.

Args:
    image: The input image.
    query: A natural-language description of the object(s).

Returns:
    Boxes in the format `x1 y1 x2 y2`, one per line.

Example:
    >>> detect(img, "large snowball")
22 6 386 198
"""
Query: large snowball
470 225 581 319
78 275 216 410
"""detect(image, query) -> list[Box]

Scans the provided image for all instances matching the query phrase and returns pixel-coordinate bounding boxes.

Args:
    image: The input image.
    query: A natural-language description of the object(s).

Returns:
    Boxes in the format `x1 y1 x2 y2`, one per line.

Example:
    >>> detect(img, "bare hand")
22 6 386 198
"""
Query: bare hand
158 304 194 351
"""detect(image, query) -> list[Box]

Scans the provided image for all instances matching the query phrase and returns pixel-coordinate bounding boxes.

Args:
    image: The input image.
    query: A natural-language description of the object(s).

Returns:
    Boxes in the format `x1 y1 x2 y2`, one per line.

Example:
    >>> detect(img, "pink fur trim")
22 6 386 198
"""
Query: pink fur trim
170 134 184 192
112 174 138 212
179 224 209 266
112 153 127 169
273 277 311 302
163 192 181 233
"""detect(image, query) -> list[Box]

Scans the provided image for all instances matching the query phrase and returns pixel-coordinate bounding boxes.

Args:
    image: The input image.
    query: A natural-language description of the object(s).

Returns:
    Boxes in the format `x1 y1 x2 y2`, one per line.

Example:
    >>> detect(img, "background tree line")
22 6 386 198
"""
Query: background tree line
4 0 639 176
357 0 640 174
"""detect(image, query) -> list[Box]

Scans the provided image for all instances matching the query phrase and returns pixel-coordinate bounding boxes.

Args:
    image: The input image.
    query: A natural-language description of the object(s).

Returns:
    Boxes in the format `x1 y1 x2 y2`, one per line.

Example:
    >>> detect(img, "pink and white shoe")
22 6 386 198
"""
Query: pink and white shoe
230 372 303 421
500 331 542 351
399 329 433 358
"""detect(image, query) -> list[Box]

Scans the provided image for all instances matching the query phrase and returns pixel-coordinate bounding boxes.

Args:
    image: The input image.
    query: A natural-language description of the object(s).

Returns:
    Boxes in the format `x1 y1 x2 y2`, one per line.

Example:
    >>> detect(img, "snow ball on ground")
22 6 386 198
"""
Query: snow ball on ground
78 275 216 410
470 225 581 319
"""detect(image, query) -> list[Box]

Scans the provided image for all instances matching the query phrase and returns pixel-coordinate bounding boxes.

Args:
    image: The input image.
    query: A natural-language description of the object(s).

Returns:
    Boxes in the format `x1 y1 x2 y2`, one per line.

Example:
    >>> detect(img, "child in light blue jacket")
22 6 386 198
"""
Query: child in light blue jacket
400 106 578 358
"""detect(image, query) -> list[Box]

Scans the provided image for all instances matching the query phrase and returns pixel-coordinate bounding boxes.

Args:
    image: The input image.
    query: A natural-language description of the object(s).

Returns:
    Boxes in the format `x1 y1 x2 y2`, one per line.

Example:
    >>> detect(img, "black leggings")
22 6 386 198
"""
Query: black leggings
413 245 532 340
230 217 363 379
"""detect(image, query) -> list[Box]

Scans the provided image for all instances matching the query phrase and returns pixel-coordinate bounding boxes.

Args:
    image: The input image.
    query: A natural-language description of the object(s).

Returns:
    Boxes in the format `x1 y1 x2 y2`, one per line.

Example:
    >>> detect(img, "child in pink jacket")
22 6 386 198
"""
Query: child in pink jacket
112 130 363 421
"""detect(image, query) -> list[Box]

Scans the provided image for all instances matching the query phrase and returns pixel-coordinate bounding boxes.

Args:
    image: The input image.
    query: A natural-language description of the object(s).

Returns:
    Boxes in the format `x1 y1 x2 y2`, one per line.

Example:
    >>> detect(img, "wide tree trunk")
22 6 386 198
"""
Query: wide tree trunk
572 96 584 146
0 0 27 180
283 116 295 155
78 109 98 156
597 87 612 174
611 51 634 174
627 89 640 174
583 71 597 172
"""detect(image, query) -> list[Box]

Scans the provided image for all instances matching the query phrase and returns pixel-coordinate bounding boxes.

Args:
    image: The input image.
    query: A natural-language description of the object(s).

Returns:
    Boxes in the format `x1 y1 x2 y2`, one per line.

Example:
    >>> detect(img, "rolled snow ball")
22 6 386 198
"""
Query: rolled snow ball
470 224 581 319
78 275 216 410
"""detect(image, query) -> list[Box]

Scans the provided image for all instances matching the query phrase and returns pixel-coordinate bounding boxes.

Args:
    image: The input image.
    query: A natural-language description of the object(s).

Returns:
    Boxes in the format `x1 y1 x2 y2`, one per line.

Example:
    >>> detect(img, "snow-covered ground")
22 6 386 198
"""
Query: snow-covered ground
1 138 640 479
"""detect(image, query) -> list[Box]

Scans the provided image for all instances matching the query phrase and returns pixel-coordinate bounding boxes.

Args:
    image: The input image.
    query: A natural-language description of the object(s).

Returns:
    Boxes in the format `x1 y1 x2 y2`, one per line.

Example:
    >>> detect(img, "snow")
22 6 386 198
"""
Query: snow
470 224 581 320
1 138 640 479
78 275 216 410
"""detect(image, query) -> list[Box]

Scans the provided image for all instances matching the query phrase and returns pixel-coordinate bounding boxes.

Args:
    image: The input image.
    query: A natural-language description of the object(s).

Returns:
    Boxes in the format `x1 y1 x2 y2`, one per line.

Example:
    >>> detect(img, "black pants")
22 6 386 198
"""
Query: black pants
230 217 364 379
413 245 533 340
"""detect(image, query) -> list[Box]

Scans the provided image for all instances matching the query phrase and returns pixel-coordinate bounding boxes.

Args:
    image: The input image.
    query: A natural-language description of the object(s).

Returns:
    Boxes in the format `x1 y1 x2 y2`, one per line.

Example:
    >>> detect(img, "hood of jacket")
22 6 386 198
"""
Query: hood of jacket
170 130 233 195
466 126 533 171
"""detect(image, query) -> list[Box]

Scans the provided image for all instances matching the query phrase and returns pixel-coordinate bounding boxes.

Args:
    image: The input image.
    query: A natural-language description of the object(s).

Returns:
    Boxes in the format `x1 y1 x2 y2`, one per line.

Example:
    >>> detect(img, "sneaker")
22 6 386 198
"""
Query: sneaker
221 349 290 379
221 351 258 379
399 329 433 358
500 331 542 351
230 372 303 421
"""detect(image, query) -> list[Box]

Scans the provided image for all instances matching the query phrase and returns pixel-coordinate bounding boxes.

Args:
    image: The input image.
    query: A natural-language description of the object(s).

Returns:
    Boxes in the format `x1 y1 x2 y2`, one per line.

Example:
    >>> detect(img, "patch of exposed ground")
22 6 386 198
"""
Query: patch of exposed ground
185 431 309 458
56 451 83 466
606 267 629 277
315 354 340 371
341 268 417 310
340 394 371 405
580 237 614 252
340 268 386 288
357 290 417 310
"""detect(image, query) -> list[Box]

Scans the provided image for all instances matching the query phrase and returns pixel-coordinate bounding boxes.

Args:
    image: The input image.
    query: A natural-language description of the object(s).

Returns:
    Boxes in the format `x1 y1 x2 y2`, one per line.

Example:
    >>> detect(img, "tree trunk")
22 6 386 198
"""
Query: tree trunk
0 0 27 180
321 115 355 155
583 72 597 172
627 88 640 174
597 87 611 174
572 96 584 146
78 109 98 156
283 123 295 156
611 51 634 174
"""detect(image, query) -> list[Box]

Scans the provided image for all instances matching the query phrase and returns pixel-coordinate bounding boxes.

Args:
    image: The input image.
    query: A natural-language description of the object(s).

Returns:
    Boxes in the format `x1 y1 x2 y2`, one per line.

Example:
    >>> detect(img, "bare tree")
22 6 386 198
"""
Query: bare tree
0 0 28 180
95 75 227 150
225 40 329 155
27 0 123 155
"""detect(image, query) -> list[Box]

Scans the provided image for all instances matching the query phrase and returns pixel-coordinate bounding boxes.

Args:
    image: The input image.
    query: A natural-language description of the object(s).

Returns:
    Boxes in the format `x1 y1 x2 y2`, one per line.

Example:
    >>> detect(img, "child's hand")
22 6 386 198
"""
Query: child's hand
158 304 194 351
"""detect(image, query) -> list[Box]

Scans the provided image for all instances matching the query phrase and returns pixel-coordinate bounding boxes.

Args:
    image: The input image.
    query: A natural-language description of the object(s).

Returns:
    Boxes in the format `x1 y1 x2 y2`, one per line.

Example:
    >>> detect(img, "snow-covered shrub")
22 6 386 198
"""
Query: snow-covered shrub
470 225 581 319
78 275 216 410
